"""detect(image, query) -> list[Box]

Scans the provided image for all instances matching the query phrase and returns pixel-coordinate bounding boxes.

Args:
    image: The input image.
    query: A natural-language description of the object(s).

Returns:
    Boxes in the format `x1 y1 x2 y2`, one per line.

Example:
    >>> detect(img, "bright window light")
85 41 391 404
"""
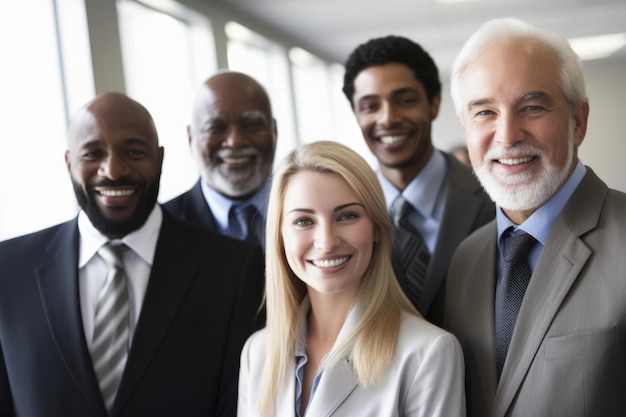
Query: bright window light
569 33 626 61
0 0 92 241
117 0 217 202
226 21 298 165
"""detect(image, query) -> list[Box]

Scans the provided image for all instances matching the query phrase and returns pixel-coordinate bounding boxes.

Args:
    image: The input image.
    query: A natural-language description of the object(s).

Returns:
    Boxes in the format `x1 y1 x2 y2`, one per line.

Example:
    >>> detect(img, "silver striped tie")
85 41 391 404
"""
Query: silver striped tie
92 243 129 411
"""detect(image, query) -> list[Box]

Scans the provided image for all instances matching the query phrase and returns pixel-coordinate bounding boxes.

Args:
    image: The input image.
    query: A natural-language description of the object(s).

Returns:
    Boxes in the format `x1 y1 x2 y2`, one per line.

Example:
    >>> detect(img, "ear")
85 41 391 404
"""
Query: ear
64 150 71 172
157 147 165 170
430 94 442 120
573 102 589 147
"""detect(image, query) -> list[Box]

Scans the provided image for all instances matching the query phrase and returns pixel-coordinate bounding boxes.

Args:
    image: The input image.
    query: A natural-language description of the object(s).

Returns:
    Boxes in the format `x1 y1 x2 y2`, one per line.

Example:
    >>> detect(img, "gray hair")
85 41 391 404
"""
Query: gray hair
450 18 588 118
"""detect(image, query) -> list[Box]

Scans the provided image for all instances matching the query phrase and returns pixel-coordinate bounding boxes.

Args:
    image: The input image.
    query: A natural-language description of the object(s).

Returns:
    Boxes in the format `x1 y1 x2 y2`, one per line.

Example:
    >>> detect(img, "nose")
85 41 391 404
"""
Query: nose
223 125 249 148
314 222 340 252
494 111 524 146
377 102 401 127
98 152 128 180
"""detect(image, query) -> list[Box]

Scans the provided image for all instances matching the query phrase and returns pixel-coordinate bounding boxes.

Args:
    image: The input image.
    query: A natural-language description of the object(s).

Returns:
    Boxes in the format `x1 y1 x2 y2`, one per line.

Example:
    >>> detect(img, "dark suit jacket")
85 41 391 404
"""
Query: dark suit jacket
163 181 220 233
395 152 494 325
0 209 265 417
445 168 626 417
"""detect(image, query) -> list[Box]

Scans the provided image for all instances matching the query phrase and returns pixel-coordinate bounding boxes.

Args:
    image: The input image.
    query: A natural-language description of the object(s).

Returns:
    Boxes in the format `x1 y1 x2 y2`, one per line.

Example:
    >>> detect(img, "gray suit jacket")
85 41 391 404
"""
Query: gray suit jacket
444 168 626 417
396 152 494 325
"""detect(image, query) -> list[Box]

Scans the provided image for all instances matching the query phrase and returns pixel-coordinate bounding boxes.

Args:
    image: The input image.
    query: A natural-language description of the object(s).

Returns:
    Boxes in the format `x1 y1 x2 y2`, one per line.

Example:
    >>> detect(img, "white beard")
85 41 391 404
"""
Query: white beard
474 121 575 211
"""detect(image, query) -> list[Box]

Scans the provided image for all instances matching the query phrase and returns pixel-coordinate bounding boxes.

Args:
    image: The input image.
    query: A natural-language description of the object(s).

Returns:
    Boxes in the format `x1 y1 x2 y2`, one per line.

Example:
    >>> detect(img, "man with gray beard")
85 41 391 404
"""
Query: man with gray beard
164 71 277 249
444 18 626 417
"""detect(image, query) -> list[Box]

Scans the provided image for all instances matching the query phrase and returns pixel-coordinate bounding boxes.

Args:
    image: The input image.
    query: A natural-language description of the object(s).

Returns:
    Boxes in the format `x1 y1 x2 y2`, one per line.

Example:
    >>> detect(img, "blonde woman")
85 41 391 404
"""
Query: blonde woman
238 141 465 416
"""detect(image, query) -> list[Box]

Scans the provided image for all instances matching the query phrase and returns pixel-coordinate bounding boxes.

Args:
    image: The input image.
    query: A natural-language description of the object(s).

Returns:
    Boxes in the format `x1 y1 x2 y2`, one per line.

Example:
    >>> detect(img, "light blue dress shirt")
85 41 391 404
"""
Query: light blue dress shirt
200 178 270 236
378 150 448 253
496 160 587 276
294 297 323 417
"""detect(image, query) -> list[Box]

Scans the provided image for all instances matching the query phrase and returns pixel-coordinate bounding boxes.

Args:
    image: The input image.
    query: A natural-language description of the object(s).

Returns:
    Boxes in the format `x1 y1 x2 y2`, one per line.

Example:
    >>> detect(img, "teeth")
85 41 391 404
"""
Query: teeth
312 256 349 268
98 189 135 197
380 135 405 144
499 156 533 165
224 157 252 164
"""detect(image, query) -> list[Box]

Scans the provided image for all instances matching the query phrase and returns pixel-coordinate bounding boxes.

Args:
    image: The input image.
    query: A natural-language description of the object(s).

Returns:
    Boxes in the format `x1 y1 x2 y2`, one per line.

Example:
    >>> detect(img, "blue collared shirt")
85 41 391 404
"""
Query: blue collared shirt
294 297 323 417
496 160 587 275
200 178 270 235
378 150 448 253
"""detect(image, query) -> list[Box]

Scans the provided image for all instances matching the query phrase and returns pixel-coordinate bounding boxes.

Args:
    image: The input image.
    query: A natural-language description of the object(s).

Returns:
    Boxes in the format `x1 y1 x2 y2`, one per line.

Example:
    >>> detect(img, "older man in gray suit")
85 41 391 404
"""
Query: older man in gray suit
444 18 626 417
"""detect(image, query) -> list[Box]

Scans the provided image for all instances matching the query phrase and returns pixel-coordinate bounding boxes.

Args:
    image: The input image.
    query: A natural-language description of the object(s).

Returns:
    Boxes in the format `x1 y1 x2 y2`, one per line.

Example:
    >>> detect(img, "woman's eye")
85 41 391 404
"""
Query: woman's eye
294 218 312 226
339 212 358 221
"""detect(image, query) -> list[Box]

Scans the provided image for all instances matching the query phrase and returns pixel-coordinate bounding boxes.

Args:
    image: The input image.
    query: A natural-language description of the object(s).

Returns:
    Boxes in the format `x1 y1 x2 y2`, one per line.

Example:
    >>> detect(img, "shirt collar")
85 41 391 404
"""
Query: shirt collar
496 160 587 247
200 178 270 230
378 149 446 219
78 204 162 267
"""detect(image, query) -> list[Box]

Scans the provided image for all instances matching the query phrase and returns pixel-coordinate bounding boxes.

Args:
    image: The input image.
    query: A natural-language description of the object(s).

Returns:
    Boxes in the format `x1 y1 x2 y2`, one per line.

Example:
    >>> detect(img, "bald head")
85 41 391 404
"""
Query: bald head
188 71 277 199
68 92 159 150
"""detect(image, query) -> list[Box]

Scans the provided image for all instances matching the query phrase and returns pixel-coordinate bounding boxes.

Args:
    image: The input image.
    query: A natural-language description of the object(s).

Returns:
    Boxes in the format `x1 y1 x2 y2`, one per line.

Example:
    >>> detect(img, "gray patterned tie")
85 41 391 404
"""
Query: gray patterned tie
391 196 431 308
495 229 536 379
92 243 129 411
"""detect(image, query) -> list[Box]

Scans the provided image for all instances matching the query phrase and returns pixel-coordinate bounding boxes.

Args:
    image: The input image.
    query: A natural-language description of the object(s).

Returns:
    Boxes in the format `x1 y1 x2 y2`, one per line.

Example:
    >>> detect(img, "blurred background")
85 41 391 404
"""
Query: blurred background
1 0 624 240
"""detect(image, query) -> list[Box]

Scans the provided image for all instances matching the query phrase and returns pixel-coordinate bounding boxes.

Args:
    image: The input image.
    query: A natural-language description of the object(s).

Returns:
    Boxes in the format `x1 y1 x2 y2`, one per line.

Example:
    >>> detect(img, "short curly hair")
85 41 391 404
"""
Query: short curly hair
342 35 441 107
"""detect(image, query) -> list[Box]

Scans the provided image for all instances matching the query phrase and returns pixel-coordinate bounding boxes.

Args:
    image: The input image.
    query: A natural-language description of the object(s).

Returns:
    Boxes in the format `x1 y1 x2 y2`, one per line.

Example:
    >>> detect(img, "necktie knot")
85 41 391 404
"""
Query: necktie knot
98 243 125 270
229 204 260 243
503 229 536 262
392 195 411 227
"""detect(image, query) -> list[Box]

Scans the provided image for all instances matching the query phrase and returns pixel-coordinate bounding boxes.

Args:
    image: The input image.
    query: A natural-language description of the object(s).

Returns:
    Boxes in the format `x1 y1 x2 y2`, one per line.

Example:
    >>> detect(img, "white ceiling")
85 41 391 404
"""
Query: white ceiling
211 0 626 77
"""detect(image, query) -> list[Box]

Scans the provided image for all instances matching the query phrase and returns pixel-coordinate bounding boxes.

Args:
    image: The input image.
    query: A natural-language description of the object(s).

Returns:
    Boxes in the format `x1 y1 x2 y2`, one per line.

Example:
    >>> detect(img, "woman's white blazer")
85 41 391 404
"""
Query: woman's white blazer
238 300 466 416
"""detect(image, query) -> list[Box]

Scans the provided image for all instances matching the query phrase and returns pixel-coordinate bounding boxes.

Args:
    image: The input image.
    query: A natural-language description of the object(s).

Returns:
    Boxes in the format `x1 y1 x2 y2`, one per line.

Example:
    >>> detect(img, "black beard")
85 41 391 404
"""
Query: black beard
72 177 160 239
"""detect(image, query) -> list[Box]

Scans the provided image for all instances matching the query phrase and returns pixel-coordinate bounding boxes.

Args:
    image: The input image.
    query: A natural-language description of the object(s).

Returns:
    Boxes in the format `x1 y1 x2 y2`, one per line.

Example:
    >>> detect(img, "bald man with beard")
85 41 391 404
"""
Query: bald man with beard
0 92 264 416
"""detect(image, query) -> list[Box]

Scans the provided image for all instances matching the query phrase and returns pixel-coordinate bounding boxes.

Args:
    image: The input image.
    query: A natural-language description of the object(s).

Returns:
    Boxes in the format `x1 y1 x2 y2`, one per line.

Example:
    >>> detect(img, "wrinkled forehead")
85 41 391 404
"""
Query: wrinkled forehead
198 78 271 114
202 108 270 124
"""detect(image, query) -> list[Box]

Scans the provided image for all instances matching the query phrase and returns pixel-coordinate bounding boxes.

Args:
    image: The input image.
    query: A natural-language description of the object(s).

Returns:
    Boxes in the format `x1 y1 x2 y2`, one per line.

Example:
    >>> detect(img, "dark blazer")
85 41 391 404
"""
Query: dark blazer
163 181 220 233
396 152 494 325
445 168 626 417
0 208 265 417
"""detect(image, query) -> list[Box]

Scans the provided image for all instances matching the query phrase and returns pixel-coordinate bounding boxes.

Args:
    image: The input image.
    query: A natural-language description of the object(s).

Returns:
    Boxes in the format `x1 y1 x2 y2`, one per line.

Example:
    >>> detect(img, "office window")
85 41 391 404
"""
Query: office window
226 21 297 165
327 63 376 168
0 0 93 241
117 0 216 202
290 48 372 166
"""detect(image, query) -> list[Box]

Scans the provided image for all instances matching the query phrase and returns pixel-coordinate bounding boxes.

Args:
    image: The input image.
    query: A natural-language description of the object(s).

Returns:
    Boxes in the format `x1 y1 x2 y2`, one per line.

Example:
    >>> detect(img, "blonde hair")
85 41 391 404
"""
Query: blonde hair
259 140 418 415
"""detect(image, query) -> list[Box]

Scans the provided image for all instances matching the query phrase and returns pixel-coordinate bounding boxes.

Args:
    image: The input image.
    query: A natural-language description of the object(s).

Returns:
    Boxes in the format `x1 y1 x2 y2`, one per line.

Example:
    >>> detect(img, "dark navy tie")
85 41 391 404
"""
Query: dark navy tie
495 228 536 379
229 204 262 247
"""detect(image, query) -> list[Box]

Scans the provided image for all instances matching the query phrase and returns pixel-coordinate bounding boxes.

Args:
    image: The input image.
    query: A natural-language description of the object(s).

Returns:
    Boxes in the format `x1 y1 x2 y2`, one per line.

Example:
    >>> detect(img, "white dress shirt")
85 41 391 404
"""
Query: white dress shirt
78 205 162 349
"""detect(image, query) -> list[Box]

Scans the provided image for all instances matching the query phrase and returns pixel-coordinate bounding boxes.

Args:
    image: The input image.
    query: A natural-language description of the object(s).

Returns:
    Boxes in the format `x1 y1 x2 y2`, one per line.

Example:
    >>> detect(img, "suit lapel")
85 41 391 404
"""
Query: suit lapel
466 223 500 413
422 155 489 314
304 299 364 416
113 214 197 410
305 358 358 416
35 220 106 415
492 170 605 417
188 180 219 231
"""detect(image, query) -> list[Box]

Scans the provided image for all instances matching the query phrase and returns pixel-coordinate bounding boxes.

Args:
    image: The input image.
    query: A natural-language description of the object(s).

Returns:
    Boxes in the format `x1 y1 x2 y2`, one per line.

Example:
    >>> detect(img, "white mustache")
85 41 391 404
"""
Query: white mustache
217 147 259 159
